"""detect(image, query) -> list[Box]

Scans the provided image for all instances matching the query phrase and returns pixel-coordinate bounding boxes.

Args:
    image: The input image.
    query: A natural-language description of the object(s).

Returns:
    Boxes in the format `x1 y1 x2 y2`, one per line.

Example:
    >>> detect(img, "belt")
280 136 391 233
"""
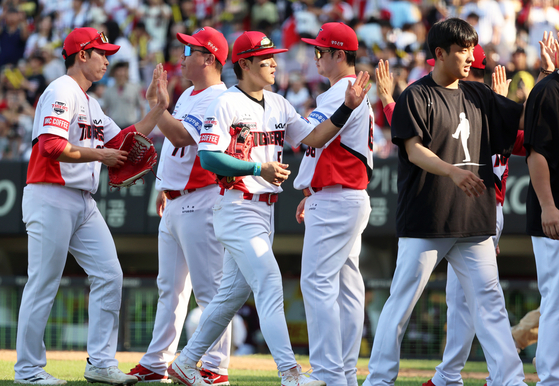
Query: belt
303 187 323 197
164 189 197 200
219 188 278 205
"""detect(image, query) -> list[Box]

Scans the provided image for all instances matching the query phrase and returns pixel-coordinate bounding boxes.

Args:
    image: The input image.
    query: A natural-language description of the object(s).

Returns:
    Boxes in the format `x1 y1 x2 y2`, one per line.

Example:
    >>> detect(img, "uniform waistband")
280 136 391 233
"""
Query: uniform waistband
302 184 355 197
219 188 278 205
164 188 198 200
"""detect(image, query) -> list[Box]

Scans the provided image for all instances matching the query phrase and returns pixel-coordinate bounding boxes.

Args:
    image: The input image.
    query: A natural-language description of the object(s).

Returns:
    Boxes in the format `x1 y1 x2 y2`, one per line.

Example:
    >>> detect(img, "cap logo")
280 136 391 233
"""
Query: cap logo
194 28 205 34
207 41 218 52
331 41 344 46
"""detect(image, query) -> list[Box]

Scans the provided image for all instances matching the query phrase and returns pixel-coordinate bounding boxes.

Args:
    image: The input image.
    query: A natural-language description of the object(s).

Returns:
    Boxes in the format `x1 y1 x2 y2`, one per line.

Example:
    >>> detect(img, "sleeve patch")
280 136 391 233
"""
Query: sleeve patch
43 116 70 131
204 117 218 130
200 133 220 145
183 114 203 134
52 101 69 115
308 111 328 123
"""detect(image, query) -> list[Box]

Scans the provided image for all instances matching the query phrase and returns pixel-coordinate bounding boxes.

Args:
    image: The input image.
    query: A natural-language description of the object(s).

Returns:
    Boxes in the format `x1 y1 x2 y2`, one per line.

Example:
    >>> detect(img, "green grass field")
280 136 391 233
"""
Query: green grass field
0 357 538 386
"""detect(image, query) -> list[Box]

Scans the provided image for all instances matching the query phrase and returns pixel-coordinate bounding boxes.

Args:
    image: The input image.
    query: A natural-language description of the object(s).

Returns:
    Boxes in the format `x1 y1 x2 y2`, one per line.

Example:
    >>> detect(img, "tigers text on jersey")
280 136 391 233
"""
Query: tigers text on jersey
27 75 121 193
155 83 227 191
293 76 374 190
198 86 315 194
392 75 523 238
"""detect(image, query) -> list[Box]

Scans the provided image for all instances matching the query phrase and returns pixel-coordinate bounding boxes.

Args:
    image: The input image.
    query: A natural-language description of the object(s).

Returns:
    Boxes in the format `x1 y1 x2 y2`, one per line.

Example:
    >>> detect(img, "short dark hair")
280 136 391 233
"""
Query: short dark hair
427 18 478 59
64 48 94 70
470 67 485 80
194 46 223 74
233 57 254 80
324 49 357 67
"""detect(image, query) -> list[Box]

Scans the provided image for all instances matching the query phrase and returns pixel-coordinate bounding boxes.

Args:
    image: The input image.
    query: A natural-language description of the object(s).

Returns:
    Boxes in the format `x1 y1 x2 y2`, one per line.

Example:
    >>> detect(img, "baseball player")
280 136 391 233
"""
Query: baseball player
15 27 168 385
293 22 373 386
524 34 559 386
126 27 232 385
166 31 371 386
424 34 558 386
362 18 528 386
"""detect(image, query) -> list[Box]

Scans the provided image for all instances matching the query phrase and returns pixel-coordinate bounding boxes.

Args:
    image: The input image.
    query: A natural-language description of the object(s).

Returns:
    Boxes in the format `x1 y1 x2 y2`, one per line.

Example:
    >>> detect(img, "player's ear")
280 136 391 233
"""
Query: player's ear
238 58 250 72
435 47 445 62
205 53 216 67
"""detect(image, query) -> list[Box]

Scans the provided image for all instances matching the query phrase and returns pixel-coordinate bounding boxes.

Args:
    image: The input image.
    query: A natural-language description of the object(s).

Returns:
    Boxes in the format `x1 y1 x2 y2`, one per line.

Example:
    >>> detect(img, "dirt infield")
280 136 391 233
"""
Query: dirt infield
0 350 539 382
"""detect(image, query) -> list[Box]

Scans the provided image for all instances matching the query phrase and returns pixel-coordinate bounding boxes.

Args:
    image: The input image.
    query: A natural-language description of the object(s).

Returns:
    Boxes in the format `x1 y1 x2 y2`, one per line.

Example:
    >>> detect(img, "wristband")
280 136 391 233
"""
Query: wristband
330 103 354 128
540 67 554 75
253 162 262 176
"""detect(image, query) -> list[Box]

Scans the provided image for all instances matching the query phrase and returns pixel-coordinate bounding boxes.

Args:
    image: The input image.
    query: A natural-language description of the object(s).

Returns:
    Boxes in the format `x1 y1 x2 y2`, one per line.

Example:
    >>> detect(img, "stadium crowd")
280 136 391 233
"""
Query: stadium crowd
0 0 557 160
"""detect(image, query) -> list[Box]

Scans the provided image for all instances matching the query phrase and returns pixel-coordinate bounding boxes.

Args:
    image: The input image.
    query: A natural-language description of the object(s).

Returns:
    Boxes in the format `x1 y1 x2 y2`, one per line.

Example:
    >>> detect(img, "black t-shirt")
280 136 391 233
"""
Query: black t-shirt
524 71 559 237
392 74 523 238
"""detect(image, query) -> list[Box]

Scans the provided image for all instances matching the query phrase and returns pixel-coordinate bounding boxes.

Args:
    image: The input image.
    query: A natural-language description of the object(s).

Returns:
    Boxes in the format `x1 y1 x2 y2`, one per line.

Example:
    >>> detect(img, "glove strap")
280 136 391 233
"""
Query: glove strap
253 162 262 176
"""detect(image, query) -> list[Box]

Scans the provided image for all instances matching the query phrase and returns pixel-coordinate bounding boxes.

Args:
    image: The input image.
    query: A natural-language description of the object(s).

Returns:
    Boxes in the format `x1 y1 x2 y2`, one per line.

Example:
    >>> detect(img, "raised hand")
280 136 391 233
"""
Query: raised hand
491 65 511 97
539 30 559 72
375 59 395 105
344 71 372 109
146 63 164 103
155 69 169 110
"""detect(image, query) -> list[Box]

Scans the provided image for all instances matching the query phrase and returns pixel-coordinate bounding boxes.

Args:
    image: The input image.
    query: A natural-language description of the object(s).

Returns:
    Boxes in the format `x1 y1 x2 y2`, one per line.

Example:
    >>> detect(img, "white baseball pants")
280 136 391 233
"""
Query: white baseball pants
179 189 298 372
139 186 231 376
16 184 122 379
532 236 559 386
432 204 505 386
300 186 371 386
363 236 526 386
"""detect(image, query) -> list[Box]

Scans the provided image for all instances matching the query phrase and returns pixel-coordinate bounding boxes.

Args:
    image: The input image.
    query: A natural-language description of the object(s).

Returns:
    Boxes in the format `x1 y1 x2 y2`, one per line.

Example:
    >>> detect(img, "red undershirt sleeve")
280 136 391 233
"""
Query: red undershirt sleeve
105 125 137 149
39 134 68 159
383 102 395 126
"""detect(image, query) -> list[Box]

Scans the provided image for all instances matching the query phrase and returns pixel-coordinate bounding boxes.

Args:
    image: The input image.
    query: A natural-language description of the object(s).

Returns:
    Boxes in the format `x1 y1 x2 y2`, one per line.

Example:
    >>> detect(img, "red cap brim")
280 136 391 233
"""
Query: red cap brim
426 58 435 66
234 47 288 62
93 42 120 56
177 32 199 46
301 38 330 48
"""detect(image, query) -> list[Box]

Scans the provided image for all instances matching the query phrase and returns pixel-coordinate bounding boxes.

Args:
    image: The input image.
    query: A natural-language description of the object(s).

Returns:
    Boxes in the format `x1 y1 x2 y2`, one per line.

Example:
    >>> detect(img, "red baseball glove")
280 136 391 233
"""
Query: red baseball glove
217 124 253 189
108 132 157 188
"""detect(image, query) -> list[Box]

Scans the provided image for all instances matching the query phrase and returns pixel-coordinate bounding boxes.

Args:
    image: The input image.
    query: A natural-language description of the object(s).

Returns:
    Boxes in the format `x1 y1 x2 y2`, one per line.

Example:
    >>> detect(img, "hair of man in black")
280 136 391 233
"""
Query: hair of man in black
427 18 478 59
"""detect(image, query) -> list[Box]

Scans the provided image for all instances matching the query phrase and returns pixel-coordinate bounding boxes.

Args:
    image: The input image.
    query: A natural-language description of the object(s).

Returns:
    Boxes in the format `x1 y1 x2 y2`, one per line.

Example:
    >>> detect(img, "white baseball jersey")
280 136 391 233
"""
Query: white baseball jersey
198 86 315 194
27 75 121 194
293 76 374 190
155 84 227 191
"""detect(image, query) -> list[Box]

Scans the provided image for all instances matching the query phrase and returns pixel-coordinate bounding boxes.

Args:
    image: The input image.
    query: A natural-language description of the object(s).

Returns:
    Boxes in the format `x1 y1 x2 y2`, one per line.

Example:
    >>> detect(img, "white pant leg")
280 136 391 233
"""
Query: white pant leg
300 188 370 386
432 265 475 386
16 185 76 379
67 192 122 368
532 236 559 386
363 238 455 386
180 249 251 367
446 237 525 386
140 210 193 375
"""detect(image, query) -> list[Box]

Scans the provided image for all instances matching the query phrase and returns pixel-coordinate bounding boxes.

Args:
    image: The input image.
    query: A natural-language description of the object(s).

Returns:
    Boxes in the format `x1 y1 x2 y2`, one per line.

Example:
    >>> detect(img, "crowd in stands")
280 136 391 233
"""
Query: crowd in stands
0 0 557 160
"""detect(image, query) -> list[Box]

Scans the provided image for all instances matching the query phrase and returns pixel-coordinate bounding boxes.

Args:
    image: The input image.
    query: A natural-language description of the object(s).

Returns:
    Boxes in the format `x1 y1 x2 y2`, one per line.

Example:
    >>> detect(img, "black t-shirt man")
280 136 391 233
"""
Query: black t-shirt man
524 71 559 237
392 73 523 238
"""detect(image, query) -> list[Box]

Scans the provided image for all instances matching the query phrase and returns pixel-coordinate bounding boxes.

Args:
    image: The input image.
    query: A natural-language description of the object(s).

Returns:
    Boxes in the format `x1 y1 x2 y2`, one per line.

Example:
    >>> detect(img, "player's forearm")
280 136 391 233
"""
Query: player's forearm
156 110 196 147
134 104 167 137
302 104 354 148
199 150 256 176
56 142 104 163
527 151 556 210
405 136 455 177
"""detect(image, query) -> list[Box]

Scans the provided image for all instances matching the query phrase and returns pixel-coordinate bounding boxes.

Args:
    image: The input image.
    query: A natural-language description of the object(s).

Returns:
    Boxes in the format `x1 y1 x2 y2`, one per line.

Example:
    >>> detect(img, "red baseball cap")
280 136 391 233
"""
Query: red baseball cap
177 27 228 65
232 31 287 63
62 27 120 59
301 22 358 51
427 44 486 69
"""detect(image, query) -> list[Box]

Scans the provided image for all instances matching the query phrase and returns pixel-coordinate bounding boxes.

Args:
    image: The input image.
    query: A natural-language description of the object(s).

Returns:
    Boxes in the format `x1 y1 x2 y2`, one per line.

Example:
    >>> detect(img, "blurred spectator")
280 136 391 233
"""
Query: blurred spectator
58 0 90 32
459 0 504 46
507 47 535 103
103 0 139 35
102 62 145 128
0 88 34 160
163 40 189 110
382 0 421 30
394 22 419 53
356 17 392 51
527 0 559 51
24 13 59 59
21 53 47 106
251 0 279 29
281 72 313 115
41 45 65 84
138 0 172 53
0 7 30 67
495 0 517 64
321 0 354 22
101 20 141 84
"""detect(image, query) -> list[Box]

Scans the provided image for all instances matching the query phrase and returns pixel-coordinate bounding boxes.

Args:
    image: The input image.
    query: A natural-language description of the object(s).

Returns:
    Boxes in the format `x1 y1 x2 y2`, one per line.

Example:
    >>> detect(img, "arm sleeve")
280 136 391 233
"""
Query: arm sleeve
512 130 526 156
199 150 256 177
383 102 395 126
39 134 68 159
104 125 137 149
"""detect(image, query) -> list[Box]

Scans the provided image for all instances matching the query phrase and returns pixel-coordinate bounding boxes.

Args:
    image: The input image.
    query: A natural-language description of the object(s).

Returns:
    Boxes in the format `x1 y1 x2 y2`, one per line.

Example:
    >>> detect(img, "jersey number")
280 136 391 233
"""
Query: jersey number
368 116 374 151
172 147 186 157
494 154 508 167
305 147 316 158
277 151 282 163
